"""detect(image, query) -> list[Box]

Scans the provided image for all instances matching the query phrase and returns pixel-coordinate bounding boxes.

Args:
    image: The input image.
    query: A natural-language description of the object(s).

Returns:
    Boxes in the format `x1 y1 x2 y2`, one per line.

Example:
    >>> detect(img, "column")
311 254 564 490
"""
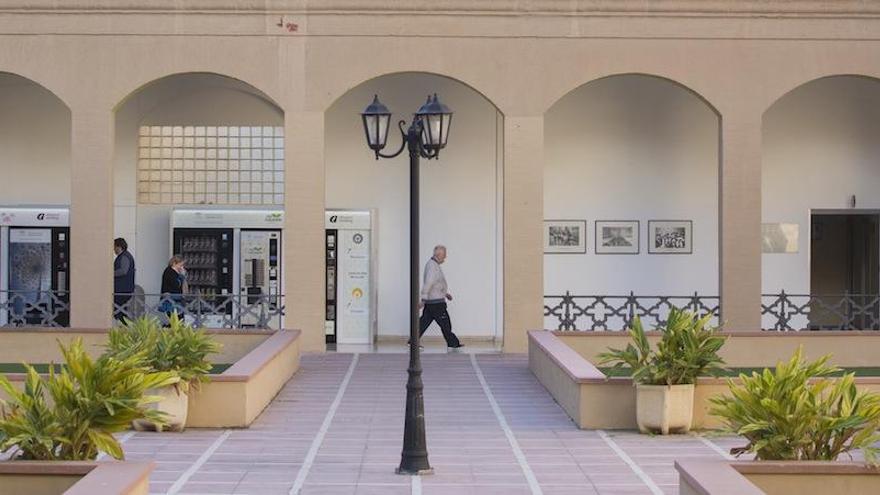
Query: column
719 109 763 331
69 103 115 328
284 110 326 351
503 115 545 352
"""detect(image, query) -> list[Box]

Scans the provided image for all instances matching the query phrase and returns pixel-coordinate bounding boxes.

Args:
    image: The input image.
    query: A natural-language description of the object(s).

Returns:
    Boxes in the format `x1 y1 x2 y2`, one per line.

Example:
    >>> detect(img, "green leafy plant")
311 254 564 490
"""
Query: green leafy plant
106 313 221 394
710 348 880 466
0 339 177 460
597 307 726 385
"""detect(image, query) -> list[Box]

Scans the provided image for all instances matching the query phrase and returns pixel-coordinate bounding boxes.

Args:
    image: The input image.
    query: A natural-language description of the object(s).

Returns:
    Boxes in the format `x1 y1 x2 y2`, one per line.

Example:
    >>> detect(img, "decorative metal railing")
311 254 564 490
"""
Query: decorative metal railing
113 292 284 329
543 292 720 331
761 292 880 331
0 290 70 327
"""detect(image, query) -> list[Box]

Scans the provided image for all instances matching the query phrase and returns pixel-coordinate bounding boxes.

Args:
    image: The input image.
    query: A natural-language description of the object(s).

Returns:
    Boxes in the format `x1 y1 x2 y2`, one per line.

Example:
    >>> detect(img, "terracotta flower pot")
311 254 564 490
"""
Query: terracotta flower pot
636 383 694 435
133 386 188 432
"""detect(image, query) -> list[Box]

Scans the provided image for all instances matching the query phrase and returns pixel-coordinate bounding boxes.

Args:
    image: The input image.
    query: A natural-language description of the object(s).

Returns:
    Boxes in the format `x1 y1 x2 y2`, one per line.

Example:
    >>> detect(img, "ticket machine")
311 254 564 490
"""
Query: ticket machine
325 210 377 344
0 207 70 326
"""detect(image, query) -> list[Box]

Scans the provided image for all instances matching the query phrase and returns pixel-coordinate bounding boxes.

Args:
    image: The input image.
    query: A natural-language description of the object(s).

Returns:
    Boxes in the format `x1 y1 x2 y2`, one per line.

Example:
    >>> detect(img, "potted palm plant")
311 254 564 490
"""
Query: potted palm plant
0 338 177 460
598 307 726 434
106 313 220 432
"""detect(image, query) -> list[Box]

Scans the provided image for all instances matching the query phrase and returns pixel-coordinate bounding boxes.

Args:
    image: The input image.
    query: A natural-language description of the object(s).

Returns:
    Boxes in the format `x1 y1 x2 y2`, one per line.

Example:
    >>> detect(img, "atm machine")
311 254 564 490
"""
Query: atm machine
171 209 282 328
325 210 377 344
0 207 70 326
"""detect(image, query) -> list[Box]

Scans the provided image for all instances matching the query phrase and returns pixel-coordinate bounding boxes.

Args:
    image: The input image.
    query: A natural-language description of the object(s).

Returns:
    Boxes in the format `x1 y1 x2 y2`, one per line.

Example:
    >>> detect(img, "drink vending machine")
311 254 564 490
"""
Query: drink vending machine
0 207 70 326
171 210 282 328
325 210 377 344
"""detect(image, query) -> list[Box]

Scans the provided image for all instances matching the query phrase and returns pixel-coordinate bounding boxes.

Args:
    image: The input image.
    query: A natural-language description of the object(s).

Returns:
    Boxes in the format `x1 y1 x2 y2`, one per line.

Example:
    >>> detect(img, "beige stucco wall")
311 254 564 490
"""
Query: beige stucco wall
0 2 878 350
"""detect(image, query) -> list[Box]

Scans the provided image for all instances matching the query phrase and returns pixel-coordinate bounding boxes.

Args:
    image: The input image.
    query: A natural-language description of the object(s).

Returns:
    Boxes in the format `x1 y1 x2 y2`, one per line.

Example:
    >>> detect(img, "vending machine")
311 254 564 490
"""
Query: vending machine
325 210 376 344
171 210 283 328
239 230 281 326
0 207 70 326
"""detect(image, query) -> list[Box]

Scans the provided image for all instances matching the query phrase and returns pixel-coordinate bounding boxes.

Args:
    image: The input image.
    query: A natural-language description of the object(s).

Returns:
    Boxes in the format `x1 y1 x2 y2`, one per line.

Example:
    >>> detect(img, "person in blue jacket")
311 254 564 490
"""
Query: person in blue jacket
113 237 136 322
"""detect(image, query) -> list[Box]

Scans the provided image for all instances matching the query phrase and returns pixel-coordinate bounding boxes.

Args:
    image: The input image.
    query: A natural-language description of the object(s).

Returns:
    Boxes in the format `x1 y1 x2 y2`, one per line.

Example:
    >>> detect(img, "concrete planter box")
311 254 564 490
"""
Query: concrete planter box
636 383 694 434
529 330 880 429
0 461 153 495
676 460 880 495
0 328 301 428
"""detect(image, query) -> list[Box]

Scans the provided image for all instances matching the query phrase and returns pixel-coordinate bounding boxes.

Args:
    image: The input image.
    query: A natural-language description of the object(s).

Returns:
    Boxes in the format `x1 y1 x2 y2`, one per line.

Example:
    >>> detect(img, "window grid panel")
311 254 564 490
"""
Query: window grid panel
137 125 284 205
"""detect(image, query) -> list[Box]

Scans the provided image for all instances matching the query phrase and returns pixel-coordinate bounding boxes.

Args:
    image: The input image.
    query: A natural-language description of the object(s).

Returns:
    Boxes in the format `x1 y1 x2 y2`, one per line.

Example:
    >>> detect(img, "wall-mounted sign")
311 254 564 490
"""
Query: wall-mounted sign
172 209 284 228
762 223 799 254
0 208 69 227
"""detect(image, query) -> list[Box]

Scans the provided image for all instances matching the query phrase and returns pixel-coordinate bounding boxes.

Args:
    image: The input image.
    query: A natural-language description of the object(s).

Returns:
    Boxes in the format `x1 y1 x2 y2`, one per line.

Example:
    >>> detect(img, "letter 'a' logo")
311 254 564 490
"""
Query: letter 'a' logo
37 213 45 220
330 215 338 223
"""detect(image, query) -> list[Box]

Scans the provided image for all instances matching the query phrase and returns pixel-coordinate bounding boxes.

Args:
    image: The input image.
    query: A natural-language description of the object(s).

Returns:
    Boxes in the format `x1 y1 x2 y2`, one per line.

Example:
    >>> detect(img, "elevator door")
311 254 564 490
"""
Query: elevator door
810 214 880 329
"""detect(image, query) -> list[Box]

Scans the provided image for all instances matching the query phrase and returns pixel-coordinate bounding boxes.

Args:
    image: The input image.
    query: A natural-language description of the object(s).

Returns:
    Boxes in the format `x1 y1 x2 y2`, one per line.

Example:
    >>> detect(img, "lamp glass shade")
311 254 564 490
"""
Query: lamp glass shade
361 95 392 151
415 94 452 151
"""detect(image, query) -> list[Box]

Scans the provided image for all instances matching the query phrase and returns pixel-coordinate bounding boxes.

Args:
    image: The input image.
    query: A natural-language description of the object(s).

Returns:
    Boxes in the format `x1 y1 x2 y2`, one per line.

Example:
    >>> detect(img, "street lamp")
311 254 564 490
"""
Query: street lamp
360 93 453 475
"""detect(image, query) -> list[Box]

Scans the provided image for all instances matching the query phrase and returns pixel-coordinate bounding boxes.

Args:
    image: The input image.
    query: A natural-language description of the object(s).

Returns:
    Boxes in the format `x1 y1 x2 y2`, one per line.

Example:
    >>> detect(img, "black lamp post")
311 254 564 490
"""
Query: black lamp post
360 93 453 475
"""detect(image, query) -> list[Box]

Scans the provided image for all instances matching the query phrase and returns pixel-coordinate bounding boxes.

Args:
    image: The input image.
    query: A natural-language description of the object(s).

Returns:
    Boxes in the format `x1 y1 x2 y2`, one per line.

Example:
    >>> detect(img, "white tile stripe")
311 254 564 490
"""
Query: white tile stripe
697 435 736 460
470 354 543 495
96 431 137 461
596 430 664 495
166 429 231 495
289 353 360 495
411 474 423 495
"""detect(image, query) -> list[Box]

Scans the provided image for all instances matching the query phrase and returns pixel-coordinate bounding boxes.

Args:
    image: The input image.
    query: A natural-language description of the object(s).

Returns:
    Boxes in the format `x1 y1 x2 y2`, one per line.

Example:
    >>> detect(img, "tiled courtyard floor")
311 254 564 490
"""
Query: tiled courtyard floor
119 353 747 495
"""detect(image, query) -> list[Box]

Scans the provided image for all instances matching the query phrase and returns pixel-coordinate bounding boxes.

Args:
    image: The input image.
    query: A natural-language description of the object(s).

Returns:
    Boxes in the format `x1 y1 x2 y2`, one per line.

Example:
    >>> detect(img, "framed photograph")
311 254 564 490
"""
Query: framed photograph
762 223 799 254
544 220 587 254
595 220 639 254
648 220 692 254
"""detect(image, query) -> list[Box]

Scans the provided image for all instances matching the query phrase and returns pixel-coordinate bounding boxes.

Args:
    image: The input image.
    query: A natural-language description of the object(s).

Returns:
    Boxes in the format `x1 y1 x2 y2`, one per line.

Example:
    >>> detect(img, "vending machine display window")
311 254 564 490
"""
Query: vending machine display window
173 228 233 325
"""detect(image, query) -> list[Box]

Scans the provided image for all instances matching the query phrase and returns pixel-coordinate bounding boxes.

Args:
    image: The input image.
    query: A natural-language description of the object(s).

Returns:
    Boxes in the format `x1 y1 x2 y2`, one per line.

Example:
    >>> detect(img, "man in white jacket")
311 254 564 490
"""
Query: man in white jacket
418 245 464 349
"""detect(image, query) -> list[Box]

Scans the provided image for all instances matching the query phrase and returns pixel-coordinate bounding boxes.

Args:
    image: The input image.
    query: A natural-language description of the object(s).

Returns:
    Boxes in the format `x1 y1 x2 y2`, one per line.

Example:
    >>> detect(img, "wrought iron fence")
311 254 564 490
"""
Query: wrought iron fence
761 292 880 331
543 292 720 331
113 292 284 329
0 290 70 327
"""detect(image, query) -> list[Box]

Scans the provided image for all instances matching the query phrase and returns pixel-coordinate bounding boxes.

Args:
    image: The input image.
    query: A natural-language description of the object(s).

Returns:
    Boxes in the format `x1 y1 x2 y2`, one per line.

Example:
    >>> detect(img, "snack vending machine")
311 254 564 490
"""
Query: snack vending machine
325 210 376 344
172 227 234 327
0 207 70 326
171 210 283 328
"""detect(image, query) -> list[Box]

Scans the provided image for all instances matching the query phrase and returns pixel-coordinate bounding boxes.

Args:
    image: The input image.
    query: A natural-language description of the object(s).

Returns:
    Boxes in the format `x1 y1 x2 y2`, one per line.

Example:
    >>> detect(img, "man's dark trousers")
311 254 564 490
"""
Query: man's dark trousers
419 301 461 347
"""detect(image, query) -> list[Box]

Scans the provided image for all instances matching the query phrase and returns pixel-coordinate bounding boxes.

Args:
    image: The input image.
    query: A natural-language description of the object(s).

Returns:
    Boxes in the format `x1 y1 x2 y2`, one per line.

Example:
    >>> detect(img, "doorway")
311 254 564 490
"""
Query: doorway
810 213 880 329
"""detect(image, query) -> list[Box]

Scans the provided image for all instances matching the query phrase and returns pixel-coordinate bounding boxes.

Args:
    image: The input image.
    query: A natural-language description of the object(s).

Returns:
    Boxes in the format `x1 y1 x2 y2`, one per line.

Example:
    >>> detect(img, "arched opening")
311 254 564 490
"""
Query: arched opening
543 74 721 330
0 73 71 327
762 75 880 330
324 72 504 348
113 73 285 328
